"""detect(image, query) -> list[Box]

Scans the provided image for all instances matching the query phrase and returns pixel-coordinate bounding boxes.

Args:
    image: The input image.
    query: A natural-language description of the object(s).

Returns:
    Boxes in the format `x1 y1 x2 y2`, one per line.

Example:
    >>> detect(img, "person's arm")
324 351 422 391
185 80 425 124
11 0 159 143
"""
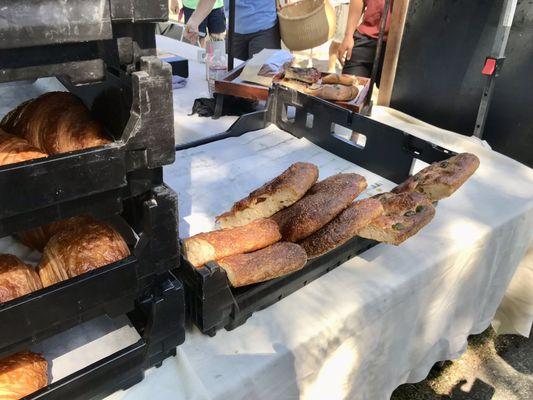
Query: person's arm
337 0 365 64
184 0 217 42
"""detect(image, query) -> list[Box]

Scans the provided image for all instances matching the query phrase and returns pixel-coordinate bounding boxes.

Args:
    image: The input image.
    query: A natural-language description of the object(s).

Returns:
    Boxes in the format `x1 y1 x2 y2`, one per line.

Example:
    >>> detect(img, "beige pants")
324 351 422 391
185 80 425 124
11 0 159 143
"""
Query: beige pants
332 3 350 43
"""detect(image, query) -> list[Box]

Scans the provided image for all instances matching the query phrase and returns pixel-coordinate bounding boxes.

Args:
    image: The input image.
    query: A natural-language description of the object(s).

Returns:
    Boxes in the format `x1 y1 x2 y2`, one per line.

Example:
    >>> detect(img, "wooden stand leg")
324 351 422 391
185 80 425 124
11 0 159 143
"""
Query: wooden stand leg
213 94 224 119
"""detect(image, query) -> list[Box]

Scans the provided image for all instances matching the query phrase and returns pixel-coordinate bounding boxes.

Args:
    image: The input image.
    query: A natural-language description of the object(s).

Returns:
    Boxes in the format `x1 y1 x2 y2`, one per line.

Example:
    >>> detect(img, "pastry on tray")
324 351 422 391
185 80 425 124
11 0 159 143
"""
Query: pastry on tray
0 128 47 167
0 351 48 399
0 254 42 304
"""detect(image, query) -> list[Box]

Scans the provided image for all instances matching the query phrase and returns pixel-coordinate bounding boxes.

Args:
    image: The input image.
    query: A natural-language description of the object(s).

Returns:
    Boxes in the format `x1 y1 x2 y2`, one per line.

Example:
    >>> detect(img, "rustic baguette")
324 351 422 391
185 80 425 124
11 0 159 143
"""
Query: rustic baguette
218 242 307 287
357 192 435 245
216 162 319 229
300 198 384 258
305 84 359 101
272 173 367 242
322 73 358 86
391 153 480 201
184 218 281 267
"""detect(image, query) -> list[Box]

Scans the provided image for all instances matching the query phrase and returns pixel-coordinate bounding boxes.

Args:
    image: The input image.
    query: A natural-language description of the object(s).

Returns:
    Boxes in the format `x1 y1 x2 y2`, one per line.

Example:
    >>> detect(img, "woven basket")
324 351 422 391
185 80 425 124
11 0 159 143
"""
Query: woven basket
277 0 336 51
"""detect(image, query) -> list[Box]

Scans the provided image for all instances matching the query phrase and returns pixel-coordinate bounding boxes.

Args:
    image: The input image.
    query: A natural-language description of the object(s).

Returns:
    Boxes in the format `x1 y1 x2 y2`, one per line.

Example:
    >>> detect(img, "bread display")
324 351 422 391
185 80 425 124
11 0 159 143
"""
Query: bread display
306 84 359 101
38 220 130 287
216 162 319 229
321 73 358 86
0 128 48 167
272 173 367 242
0 254 42 304
17 215 95 252
358 192 436 245
300 198 384 258
392 153 480 201
218 242 307 287
1 91 110 155
0 352 48 399
184 218 281 267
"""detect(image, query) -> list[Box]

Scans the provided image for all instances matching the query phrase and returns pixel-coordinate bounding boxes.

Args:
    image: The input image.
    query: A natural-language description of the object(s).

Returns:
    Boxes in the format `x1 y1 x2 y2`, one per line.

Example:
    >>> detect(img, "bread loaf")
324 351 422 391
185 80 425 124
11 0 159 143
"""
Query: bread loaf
218 242 307 287
392 153 480 201
38 220 130 287
358 192 435 245
1 92 111 155
0 352 48 400
272 173 367 242
284 65 321 84
184 218 281 267
306 84 359 101
300 198 384 258
322 73 358 86
216 162 319 229
0 254 42 303
0 128 47 167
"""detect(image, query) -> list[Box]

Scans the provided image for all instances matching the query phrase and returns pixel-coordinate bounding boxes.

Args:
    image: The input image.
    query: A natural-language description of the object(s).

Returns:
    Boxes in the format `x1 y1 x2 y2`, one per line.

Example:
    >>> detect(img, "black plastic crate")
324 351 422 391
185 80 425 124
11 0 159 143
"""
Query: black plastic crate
176 84 456 335
0 56 175 236
29 274 185 400
0 184 179 357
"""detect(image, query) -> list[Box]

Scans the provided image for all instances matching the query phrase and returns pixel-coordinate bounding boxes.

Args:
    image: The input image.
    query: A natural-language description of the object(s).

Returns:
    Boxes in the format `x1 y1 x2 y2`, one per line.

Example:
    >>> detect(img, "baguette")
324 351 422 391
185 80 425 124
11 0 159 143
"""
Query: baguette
358 192 435 245
300 198 384 258
392 153 480 201
184 218 281 267
218 242 307 287
272 173 367 242
216 162 319 229
306 84 359 101
322 73 358 86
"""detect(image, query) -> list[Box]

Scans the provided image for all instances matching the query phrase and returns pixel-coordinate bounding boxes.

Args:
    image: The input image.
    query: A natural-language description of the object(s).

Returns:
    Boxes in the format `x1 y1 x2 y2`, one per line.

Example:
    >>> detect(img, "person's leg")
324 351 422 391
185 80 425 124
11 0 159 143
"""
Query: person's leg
342 32 376 77
329 4 350 72
230 32 251 62
328 41 341 72
206 6 226 39
247 24 281 59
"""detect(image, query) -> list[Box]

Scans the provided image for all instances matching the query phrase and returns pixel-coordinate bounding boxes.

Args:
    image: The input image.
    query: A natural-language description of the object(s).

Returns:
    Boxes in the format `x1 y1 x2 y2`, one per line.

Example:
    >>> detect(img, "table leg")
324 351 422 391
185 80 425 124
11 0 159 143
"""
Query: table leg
213 94 224 119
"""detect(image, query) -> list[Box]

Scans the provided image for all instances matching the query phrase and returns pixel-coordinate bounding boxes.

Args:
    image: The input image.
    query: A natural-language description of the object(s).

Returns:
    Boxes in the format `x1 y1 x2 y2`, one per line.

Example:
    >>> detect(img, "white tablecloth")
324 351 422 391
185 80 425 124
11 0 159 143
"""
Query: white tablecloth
107 108 533 400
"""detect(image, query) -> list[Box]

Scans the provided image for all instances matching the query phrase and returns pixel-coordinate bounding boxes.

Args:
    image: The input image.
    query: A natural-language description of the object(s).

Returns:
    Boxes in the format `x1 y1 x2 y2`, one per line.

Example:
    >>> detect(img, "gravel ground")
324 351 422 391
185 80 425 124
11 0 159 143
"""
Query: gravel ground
391 326 533 399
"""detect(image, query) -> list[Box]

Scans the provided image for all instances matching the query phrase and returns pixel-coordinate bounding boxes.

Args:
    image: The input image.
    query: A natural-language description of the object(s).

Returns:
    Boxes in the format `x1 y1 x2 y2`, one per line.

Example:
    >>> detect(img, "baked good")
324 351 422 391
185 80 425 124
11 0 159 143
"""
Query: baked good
0 352 48 399
300 198 384 258
0 255 42 304
0 128 47 167
322 73 358 86
38 220 130 287
284 65 321 84
216 162 319 229
17 215 94 252
391 153 480 201
1 92 110 155
218 242 307 287
357 192 435 245
306 84 359 101
272 173 367 242
184 218 281 267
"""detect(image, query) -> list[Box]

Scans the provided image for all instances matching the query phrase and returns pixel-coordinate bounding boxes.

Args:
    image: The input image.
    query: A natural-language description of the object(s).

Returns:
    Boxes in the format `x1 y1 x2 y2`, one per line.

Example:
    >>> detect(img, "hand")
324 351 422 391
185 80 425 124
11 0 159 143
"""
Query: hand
170 0 180 15
337 35 354 66
185 20 200 44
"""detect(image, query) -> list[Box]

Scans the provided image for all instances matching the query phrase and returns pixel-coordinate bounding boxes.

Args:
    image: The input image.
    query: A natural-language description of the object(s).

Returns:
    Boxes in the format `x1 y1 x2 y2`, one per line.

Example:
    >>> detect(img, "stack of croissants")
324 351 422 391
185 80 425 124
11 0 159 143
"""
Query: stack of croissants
0 216 130 398
184 153 480 288
0 91 111 167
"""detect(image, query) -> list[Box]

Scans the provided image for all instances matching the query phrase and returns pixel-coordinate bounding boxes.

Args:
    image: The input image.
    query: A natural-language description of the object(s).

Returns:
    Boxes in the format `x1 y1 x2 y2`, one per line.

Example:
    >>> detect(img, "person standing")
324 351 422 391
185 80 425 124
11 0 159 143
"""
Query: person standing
337 0 392 85
185 0 281 61
328 0 351 72
181 0 227 47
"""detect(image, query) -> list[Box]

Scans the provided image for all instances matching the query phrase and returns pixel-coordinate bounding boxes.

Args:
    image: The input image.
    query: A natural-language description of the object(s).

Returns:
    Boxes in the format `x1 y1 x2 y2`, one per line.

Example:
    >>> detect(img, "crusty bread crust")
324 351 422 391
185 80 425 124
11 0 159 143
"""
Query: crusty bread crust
306 84 359 101
300 198 384 258
392 153 480 201
216 162 319 229
184 218 281 267
321 73 358 86
358 192 435 245
218 242 307 287
272 173 367 242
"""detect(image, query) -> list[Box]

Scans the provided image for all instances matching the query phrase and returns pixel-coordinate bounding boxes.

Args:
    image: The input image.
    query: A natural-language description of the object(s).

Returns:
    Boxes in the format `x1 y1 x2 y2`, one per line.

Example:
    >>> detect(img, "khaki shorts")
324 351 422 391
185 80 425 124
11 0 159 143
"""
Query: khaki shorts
332 4 350 43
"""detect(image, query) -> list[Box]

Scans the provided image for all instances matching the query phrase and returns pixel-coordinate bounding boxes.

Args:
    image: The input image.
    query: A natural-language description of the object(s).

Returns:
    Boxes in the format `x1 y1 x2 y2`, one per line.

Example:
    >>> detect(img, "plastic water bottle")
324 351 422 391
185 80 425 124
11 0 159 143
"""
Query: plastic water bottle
206 40 227 97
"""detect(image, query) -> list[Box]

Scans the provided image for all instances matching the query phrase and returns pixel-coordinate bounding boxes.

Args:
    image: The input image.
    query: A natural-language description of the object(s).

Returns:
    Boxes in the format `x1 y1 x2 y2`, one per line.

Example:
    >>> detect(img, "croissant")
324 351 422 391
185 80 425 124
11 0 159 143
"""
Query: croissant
38 220 130 287
1 92 110 155
0 254 42 304
0 352 48 399
0 128 48 167
17 215 95 252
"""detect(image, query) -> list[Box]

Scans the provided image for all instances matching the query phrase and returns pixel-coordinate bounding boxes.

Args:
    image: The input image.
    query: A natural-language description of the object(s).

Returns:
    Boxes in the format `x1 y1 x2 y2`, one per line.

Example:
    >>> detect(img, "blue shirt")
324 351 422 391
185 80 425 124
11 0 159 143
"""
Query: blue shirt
225 0 277 35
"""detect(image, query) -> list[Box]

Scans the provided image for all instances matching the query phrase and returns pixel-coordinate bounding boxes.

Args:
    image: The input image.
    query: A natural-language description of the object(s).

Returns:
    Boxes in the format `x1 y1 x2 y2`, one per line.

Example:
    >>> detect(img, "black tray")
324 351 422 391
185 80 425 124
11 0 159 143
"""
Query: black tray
0 184 179 357
177 84 456 335
29 274 185 400
0 57 174 237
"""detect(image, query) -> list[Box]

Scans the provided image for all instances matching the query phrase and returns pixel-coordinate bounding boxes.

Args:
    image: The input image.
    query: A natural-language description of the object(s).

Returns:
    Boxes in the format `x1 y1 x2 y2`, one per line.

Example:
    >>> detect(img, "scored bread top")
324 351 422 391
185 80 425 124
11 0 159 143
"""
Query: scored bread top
392 153 480 201
216 162 319 228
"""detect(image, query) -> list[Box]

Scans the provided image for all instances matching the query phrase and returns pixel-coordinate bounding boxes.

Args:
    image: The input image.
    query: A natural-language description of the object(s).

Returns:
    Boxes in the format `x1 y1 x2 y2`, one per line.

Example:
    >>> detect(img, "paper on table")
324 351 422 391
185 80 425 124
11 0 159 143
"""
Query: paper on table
240 49 293 87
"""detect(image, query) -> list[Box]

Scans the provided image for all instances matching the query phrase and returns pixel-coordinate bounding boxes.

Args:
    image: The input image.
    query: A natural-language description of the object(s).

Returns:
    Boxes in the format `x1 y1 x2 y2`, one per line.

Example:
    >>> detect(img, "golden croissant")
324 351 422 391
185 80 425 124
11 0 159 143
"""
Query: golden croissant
0 128 48 167
0 352 48 399
0 254 42 304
